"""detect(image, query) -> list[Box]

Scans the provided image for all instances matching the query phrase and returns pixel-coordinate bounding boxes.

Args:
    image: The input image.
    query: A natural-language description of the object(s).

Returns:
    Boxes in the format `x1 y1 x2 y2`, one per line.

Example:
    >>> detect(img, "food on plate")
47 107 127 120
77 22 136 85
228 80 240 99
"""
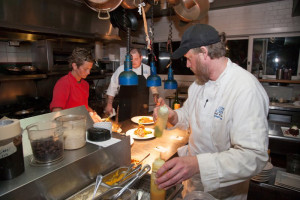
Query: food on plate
138 117 153 124
89 111 102 123
285 125 299 136
103 117 120 132
134 124 152 137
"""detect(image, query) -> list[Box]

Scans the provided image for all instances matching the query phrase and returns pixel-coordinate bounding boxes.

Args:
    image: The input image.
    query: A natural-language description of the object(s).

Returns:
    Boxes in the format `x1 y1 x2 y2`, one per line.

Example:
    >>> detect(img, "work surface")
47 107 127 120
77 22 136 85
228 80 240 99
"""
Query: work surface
117 118 190 169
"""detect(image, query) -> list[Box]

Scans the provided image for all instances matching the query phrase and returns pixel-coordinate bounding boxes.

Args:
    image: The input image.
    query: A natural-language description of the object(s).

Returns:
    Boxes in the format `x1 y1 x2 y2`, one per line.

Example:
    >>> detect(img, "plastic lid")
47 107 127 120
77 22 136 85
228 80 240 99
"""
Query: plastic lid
158 105 169 115
152 157 165 172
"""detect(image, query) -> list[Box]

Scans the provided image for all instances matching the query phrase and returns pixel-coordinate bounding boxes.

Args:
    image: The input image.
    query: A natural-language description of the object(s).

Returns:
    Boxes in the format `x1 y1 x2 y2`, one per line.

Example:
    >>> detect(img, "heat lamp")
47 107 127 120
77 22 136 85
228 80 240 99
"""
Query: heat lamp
164 65 178 89
119 54 138 85
147 61 161 87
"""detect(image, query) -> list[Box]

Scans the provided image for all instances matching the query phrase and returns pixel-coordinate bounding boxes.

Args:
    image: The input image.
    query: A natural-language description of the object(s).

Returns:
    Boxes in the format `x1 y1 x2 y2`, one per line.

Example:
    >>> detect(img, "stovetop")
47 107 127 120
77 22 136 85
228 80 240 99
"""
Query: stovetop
0 97 51 119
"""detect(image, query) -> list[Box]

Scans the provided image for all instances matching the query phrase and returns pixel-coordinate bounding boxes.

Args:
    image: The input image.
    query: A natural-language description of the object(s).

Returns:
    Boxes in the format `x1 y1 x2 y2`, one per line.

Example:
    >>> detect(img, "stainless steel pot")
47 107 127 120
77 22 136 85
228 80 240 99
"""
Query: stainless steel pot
84 0 123 20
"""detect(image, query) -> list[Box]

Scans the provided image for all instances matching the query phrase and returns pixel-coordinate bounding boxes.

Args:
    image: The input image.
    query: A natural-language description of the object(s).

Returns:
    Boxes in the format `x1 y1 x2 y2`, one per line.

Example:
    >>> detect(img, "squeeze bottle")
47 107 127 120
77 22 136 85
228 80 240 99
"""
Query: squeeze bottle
154 105 169 137
150 157 166 200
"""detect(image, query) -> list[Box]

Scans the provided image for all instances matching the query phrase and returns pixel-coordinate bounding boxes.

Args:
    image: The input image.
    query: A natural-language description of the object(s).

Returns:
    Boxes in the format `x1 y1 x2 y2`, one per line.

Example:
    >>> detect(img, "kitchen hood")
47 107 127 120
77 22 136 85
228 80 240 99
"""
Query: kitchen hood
0 0 120 42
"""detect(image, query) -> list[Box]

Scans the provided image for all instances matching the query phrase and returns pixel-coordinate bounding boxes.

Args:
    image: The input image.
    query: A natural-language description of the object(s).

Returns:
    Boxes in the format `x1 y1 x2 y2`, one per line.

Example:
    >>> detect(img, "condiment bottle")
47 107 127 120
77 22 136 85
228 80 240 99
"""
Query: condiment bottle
154 105 169 137
151 157 166 200
172 90 180 110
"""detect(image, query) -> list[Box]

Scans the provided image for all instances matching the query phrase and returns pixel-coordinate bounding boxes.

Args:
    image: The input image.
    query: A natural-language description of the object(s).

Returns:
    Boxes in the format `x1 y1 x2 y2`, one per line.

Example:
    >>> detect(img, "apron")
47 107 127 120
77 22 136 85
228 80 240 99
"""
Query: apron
118 65 149 121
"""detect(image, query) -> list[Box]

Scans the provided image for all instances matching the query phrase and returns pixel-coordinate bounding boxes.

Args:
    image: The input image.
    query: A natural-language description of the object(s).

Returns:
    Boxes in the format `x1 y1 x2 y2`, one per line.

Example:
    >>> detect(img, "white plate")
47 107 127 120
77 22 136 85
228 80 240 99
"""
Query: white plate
131 116 154 125
281 127 300 138
126 128 155 140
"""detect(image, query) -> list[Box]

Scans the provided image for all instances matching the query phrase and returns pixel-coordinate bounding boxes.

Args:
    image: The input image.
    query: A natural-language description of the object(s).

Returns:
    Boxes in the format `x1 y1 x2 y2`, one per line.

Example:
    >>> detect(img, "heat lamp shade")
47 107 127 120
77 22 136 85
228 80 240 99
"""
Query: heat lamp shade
164 79 178 89
119 71 138 85
147 75 162 87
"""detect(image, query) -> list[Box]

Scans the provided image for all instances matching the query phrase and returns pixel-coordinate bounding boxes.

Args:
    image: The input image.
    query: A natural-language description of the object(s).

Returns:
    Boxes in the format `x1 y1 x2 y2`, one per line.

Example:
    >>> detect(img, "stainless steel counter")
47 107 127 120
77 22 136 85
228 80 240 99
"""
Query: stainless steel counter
268 121 300 143
0 106 131 200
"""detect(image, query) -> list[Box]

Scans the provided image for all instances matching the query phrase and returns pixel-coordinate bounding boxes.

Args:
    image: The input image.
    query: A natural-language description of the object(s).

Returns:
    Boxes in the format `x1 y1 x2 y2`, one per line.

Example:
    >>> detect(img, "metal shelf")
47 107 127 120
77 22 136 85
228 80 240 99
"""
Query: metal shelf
0 74 47 81
259 79 300 84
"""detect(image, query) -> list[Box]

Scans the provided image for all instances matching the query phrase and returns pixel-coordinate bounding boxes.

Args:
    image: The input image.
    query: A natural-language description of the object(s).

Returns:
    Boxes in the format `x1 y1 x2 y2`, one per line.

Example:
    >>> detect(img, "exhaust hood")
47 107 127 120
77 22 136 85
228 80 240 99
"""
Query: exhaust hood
0 0 120 42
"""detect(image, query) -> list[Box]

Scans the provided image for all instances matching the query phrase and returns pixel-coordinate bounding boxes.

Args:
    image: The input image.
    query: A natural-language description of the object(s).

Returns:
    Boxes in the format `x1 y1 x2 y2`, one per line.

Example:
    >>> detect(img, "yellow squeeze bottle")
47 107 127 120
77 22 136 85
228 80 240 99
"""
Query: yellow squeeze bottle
154 105 169 137
150 157 166 200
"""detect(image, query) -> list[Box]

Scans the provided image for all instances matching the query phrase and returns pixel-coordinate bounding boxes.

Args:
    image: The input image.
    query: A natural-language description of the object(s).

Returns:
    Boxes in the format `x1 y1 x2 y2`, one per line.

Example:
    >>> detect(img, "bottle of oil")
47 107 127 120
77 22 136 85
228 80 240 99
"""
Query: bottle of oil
154 105 169 137
172 90 180 110
151 157 166 200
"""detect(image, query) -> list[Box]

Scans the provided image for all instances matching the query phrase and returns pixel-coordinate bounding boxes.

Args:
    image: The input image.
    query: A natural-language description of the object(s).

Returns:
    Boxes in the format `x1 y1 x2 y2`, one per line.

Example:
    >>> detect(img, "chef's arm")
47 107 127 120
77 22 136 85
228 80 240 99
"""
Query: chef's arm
105 95 114 114
150 86 159 105
52 107 62 112
87 106 94 112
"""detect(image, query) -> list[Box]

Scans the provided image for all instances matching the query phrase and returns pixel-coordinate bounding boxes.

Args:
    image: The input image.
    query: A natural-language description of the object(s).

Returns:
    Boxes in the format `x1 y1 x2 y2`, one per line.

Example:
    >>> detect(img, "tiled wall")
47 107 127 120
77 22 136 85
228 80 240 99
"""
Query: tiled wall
0 41 32 63
147 0 300 42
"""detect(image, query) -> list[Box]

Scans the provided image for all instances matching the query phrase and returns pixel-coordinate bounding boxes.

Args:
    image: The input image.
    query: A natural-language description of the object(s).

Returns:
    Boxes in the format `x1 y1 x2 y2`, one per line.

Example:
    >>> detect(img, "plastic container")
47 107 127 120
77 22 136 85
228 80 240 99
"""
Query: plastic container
150 157 166 200
154 105 169 137
55 115 87 150
26 120 64 163
0 119 24 180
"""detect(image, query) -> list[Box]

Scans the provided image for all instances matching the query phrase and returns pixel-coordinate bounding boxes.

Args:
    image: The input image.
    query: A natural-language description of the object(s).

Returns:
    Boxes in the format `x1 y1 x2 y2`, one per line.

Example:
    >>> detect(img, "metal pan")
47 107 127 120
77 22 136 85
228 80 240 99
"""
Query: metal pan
6 66 22 75
83 0 123 20
110 7 138 32
121 0 146 9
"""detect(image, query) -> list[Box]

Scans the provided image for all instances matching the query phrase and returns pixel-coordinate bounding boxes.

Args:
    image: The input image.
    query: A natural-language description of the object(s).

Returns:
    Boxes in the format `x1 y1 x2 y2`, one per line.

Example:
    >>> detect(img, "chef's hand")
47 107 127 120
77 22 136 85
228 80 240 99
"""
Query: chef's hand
153 97 178 125
153 94 159 106
104 103 113 115
155 156 199 190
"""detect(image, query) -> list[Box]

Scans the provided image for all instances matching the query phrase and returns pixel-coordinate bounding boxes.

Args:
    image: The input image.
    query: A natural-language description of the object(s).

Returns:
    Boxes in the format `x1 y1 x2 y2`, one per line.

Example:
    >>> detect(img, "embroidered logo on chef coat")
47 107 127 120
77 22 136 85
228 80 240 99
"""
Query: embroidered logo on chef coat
214 106 224 120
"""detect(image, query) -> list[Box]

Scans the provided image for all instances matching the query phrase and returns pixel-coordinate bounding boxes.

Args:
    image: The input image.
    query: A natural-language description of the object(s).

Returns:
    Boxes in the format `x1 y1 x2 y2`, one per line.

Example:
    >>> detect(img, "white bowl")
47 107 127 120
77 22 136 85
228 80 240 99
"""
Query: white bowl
93 122 112 134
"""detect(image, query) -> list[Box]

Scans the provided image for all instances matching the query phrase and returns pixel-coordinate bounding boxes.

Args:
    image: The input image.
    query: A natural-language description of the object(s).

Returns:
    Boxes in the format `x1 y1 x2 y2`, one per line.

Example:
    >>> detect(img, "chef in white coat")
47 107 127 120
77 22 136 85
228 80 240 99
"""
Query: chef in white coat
153 24 269 200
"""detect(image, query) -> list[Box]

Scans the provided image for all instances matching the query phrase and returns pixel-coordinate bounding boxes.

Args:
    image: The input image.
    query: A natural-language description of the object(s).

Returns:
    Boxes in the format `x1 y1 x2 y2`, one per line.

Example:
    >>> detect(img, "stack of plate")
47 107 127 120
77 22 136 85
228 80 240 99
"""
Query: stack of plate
251 162 273 182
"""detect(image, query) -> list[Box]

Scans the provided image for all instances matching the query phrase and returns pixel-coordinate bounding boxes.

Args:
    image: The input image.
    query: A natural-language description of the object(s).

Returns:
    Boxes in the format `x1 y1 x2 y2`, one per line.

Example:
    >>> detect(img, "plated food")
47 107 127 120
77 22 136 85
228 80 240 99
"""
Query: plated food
126 127 155 140
281 126 300 138
131 116 154 124
134 124 152 137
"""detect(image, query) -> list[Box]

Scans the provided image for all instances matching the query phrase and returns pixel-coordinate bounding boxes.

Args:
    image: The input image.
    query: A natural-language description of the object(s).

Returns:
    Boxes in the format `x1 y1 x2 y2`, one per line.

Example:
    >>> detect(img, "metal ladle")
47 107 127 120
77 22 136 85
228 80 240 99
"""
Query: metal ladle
92 174 103 200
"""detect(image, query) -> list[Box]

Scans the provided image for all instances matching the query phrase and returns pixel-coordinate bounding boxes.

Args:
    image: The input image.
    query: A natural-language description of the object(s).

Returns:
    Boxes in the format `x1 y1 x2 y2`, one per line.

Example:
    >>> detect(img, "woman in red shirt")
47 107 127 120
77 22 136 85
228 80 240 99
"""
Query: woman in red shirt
50 47 94 112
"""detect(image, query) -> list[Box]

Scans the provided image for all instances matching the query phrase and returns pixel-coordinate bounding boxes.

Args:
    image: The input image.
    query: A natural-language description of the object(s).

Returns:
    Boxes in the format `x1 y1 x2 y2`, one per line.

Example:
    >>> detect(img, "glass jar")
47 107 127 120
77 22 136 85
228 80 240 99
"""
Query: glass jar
0 119 24 180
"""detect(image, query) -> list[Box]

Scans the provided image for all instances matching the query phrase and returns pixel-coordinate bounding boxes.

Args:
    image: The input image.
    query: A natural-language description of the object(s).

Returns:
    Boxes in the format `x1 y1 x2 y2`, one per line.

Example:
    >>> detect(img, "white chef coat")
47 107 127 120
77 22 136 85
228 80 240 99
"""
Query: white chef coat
175 58 269 200
106 64 158 97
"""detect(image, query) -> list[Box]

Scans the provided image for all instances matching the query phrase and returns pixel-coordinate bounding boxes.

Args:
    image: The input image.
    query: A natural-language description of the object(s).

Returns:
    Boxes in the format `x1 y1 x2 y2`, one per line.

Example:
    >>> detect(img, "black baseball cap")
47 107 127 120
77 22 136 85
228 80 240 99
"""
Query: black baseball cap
172 24 220 59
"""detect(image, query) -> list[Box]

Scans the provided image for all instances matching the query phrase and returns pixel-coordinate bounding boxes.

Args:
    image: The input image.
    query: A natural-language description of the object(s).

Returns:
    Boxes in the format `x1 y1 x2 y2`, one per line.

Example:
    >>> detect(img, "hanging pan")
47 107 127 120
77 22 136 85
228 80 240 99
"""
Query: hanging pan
84 0 123 20
122 0 147 9
110 6 138 32
173 0 209 22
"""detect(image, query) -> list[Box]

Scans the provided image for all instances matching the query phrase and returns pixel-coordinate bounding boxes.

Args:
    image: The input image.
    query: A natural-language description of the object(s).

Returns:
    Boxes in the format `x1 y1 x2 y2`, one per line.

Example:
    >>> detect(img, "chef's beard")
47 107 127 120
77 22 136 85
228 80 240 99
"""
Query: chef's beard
194 57 210 85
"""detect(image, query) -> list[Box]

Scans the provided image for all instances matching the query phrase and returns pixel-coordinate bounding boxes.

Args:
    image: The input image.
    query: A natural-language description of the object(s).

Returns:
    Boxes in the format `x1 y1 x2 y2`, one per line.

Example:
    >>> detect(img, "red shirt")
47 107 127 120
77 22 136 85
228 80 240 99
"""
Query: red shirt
50 72 89 111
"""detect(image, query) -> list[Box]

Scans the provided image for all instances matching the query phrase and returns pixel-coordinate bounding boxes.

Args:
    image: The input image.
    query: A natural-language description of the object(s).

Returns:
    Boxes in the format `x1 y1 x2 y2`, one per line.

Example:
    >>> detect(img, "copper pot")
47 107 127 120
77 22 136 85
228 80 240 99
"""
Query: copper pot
84 0 123 20
121 0 146 9
173 0 210 22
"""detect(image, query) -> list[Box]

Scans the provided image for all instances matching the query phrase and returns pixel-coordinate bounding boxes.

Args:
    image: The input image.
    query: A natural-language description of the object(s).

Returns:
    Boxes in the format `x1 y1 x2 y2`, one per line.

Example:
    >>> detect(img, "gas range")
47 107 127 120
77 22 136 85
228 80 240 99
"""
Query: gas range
0 97 50 119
